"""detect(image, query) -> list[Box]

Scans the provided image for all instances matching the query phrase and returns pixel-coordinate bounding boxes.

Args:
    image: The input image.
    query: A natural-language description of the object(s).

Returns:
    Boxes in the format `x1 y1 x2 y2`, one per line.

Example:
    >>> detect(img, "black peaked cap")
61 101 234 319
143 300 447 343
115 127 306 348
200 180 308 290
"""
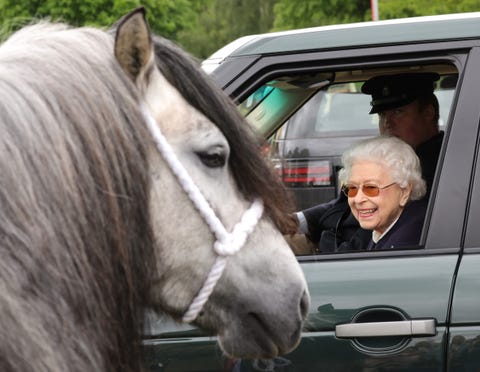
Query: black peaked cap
361 72 440 114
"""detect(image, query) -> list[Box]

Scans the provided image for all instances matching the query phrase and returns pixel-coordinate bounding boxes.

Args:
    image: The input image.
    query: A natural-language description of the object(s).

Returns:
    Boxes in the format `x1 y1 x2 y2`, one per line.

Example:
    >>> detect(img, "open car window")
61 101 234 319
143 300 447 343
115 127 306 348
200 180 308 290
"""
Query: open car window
239 64 458 256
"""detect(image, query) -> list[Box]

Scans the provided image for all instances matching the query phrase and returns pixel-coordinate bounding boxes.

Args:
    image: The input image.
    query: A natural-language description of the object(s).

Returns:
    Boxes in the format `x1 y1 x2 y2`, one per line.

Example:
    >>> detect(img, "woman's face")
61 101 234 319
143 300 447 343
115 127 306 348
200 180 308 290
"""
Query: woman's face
346 160 411 234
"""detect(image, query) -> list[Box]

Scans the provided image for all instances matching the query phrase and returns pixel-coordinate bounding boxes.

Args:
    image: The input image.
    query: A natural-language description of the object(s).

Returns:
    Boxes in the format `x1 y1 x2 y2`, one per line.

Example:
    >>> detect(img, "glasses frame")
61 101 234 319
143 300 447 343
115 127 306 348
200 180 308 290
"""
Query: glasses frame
342 182 397 198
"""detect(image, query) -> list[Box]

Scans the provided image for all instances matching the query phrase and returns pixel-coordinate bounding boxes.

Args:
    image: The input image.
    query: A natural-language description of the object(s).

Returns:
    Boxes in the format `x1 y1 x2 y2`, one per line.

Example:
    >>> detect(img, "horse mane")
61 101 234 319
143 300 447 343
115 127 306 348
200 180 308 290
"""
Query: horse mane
152 36 298 234
0 23 154 371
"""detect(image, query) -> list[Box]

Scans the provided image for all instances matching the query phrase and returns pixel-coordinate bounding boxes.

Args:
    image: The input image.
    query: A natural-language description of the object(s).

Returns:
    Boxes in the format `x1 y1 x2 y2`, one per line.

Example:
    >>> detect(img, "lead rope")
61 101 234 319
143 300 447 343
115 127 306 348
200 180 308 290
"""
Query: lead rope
140 104 264 323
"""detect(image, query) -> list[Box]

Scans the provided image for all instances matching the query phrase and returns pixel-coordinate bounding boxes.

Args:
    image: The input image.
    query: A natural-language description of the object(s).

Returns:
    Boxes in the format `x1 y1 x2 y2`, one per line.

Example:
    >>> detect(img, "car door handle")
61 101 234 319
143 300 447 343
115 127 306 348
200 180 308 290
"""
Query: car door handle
335 319 436 338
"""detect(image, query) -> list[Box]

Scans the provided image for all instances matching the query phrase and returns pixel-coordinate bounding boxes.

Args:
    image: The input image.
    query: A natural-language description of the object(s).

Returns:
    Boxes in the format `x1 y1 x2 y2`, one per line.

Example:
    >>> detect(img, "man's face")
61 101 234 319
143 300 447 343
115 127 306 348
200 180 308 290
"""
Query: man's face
378 100 435 148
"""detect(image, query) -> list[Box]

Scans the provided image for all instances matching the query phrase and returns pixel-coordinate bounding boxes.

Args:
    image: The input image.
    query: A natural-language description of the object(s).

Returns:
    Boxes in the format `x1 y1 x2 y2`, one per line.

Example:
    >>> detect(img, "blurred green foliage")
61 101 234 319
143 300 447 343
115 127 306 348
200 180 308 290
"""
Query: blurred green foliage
273 0 371 30
0 0 194 40
0 0 479 59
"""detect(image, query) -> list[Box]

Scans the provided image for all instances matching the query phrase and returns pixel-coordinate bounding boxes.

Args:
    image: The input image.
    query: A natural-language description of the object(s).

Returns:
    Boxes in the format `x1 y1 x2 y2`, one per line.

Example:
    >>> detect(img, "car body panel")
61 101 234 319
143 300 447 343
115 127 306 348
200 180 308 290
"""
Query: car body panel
450 254 480 323
143 336 220 372
445 254 480 368
143 254 457 371
448 326 480 369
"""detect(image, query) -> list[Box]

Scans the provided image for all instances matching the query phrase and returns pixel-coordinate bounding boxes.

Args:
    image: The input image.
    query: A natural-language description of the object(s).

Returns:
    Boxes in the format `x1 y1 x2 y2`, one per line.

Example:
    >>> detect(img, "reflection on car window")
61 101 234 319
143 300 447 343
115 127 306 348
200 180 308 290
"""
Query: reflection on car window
285 83 378 139
436 91 454 128
238 85 274 116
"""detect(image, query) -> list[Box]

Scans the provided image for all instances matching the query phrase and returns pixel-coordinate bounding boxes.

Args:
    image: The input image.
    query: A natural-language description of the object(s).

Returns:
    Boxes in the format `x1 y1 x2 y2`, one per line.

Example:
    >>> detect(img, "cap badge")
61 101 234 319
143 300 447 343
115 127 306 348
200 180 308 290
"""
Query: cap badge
382 86 390 97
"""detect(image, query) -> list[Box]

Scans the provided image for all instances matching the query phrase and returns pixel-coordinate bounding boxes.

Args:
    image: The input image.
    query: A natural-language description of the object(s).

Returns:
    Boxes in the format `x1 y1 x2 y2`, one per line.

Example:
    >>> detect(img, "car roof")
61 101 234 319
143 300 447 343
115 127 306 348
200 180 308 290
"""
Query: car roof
205 12 480 61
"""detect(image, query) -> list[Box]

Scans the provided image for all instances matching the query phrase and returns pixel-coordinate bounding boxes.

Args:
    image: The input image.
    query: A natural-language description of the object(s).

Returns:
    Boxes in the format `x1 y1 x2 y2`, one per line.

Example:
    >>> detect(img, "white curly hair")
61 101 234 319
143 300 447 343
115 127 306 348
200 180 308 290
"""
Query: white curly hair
338 135 427 201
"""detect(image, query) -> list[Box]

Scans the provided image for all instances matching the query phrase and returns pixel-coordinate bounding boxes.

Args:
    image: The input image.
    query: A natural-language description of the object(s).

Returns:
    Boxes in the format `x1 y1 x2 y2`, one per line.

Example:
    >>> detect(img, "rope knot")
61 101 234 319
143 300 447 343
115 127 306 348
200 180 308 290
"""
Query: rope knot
214 231 248 256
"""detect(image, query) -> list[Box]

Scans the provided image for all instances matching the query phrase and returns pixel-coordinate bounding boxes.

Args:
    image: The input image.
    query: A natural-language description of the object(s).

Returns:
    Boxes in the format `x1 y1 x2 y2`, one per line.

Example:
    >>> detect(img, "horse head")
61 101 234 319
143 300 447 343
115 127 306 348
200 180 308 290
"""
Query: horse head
114 8 310 358
0 8 309 371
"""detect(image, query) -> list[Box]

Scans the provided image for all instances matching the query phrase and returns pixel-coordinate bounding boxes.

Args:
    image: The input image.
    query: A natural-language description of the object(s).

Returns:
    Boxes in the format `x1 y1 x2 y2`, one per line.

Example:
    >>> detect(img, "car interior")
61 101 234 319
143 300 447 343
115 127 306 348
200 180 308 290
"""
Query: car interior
239 63 458 256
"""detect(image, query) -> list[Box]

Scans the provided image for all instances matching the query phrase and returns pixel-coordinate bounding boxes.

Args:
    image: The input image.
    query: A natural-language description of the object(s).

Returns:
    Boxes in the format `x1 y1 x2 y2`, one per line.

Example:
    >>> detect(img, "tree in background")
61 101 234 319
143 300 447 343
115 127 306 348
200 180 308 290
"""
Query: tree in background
0 0 276 60
379 0 480 19
0 0 195 42
178 0 371 58
272 0 370 30
177 0 277 60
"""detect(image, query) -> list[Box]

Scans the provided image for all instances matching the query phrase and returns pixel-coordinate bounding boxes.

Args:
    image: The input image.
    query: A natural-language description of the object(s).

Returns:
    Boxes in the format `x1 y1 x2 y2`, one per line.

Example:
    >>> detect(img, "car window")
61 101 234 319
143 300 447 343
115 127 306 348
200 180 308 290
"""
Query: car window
238 66 458 256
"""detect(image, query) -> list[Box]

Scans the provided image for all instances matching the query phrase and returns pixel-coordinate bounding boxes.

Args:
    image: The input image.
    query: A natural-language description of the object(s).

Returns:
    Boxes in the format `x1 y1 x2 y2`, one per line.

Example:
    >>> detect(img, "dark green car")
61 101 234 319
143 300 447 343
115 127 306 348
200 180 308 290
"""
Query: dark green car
143 13 480 371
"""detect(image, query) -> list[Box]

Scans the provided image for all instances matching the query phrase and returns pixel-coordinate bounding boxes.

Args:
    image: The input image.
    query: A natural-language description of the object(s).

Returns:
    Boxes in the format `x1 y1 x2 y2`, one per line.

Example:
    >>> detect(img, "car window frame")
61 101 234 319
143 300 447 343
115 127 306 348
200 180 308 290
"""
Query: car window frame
225 44 478 254
460 50 480 251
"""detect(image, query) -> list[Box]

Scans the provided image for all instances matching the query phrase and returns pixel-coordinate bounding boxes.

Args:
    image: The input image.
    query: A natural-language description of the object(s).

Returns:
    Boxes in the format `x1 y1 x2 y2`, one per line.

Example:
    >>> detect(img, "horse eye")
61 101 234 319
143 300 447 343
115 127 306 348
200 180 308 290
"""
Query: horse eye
196 150 226 168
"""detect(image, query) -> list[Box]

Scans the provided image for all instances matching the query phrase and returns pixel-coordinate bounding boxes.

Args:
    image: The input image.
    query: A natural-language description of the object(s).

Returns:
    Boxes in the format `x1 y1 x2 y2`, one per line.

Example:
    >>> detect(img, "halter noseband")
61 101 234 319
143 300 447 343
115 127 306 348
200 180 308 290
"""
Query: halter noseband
141 104 264 323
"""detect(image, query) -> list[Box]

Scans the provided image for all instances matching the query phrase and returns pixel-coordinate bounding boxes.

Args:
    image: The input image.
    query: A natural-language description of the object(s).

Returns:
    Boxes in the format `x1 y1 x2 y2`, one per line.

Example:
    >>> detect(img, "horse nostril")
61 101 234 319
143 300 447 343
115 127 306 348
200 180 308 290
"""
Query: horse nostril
299 289 310 320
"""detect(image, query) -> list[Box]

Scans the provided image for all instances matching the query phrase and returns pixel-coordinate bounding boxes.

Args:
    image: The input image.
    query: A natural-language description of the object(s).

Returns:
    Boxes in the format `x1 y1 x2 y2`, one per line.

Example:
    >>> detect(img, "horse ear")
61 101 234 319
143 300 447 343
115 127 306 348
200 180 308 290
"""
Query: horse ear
114 7 153 82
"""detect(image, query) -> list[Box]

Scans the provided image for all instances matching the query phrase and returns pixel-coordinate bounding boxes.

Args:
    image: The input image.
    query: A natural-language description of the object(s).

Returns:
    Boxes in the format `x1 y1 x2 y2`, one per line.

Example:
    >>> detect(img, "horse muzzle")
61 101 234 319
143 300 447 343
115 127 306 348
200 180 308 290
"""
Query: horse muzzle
214 284 310 359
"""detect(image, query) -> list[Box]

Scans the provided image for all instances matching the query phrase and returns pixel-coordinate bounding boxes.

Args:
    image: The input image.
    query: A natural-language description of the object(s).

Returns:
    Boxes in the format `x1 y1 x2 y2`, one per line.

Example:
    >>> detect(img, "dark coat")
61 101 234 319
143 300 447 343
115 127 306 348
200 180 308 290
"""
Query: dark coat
302 132 443 252
367 199 428 250
415 132 444 196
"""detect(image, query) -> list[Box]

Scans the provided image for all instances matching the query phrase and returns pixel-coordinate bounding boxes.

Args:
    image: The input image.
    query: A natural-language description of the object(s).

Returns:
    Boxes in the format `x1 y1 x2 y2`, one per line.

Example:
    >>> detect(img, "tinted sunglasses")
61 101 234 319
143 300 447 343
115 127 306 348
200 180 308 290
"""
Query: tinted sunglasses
342 182 397 198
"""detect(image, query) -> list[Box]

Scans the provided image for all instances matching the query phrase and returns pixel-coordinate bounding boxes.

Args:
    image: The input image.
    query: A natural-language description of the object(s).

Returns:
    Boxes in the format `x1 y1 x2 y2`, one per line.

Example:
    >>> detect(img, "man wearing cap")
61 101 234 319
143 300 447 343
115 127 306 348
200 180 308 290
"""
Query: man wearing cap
294 72 444 253
363 72 443 192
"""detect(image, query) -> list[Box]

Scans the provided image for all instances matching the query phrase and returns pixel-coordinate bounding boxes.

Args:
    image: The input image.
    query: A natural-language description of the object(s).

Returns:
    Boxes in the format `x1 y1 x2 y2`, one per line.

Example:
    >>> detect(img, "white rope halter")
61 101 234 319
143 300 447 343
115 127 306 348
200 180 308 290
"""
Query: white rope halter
140 104 264 323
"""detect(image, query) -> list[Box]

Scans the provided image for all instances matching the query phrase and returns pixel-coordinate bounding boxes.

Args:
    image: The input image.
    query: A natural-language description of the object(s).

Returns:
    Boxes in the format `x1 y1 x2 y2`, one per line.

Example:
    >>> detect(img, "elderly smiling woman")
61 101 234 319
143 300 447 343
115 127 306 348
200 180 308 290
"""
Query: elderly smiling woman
339 136 427 250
